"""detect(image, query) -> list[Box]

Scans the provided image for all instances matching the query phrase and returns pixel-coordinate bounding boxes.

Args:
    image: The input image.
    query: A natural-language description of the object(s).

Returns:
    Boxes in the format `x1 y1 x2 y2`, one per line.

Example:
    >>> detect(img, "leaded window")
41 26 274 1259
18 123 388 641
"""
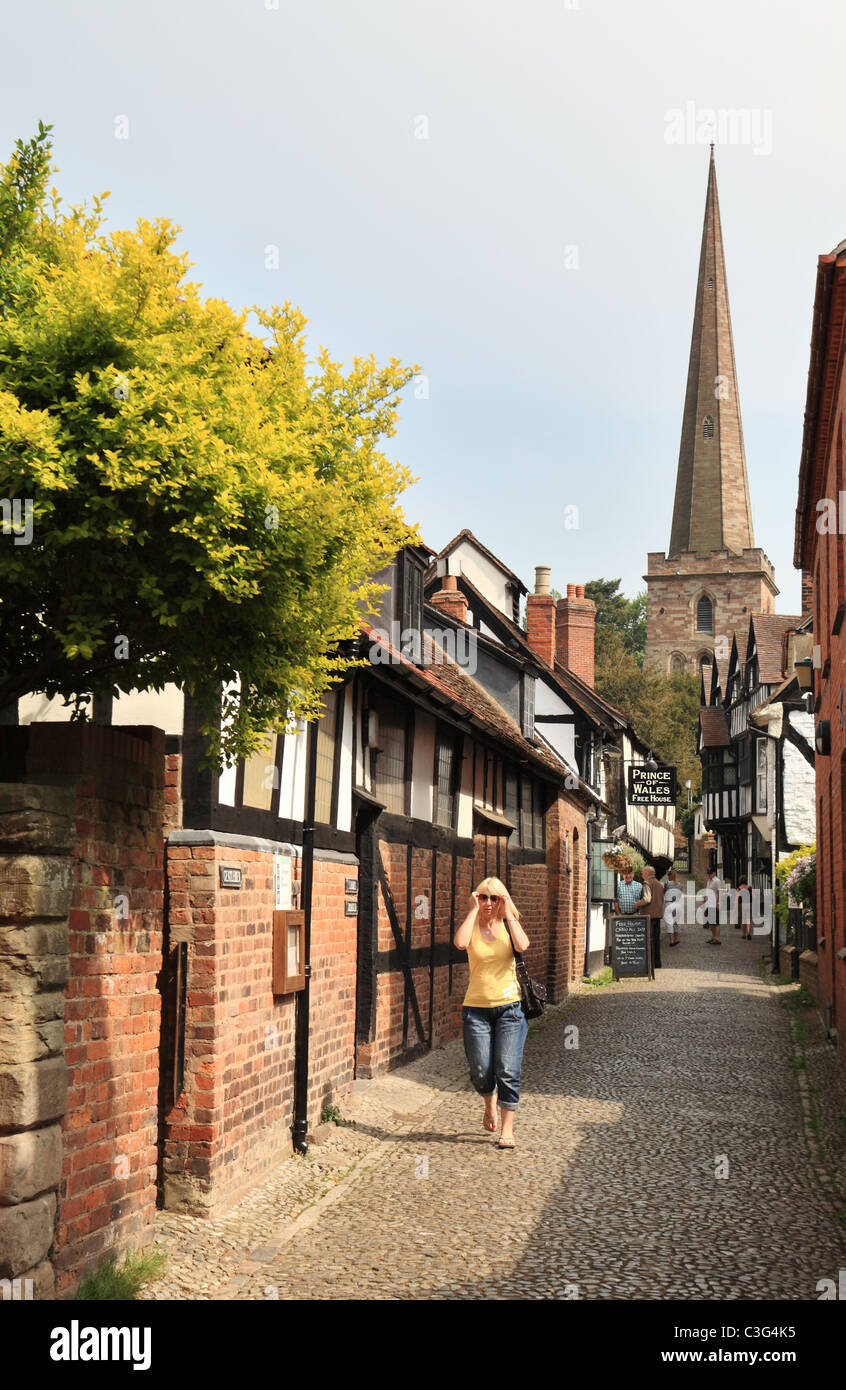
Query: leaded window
434 733 458 828
372 694 408 814
314 686 339 824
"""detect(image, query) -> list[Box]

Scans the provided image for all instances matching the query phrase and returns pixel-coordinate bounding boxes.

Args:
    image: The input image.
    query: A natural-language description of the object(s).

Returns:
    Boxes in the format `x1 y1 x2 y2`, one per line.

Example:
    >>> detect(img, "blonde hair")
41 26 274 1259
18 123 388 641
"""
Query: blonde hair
474 877 520 925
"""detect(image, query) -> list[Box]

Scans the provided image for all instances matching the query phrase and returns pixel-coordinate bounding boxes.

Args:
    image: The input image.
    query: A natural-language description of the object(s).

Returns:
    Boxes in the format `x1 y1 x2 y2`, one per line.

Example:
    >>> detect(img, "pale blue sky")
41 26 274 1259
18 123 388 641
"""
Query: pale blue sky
5 0 845 614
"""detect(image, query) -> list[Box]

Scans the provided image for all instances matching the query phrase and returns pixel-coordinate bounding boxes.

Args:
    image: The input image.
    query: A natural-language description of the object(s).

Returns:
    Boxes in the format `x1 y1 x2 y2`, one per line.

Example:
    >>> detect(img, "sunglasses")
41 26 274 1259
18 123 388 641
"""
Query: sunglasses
478 894 501 903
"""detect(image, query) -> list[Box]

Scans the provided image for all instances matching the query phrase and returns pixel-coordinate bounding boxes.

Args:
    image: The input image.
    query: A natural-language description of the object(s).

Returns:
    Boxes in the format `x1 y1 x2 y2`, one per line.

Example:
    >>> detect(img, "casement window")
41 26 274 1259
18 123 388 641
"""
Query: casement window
434 731 459 829
518 776 545 849
737 736 752 786
703 747 737 792
314 686 341 825
400 552 425 643
371 693 409 815
504 767 519 832
240 733 279 811
532 784 545 849
520 776 534 847
696 595 714 633
756 738 768 812
591 840 617 901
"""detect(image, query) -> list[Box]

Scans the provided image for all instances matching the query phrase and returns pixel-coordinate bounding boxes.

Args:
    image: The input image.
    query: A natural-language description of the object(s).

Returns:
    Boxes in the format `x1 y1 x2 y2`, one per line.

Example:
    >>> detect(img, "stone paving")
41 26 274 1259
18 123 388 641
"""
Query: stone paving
146 924 846 1300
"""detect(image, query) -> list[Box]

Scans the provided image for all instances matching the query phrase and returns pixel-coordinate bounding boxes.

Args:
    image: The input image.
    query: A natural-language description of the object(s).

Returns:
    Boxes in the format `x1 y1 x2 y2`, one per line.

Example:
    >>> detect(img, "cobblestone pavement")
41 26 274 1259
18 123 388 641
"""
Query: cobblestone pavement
147 925 846 1300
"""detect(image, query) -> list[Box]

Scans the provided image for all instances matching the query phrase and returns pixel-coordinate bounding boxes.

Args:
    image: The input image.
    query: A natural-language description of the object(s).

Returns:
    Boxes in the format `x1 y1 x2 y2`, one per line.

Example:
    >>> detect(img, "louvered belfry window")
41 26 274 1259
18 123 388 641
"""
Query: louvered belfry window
703 415 714 439
696 595 714 633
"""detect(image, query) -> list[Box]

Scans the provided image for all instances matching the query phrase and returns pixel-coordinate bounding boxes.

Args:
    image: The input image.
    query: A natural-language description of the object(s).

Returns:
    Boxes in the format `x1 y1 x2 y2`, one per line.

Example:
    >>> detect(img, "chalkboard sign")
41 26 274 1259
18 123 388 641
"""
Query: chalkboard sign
612 916 653 980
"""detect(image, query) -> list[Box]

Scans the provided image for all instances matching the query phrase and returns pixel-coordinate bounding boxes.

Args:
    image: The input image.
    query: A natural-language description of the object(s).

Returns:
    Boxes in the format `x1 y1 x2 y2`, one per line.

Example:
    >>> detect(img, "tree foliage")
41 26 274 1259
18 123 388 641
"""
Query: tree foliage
0 129 417 763
594 628 701 812
584 577 647 666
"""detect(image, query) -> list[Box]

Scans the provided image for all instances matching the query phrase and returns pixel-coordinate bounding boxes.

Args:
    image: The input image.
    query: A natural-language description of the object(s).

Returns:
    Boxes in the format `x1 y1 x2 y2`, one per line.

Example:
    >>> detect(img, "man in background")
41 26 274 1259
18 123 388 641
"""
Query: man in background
642 866 664 969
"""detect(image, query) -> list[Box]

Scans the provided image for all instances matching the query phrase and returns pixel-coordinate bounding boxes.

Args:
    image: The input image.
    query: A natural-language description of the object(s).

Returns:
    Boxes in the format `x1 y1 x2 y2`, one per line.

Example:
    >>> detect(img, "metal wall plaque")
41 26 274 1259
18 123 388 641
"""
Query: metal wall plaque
344 900 357 916
345 878 358 895
219 865 242 888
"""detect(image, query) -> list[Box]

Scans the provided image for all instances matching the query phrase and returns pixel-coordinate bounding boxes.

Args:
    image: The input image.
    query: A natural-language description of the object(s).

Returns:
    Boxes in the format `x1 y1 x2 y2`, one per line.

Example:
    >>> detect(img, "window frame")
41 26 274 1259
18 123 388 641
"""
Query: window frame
433 726 461 829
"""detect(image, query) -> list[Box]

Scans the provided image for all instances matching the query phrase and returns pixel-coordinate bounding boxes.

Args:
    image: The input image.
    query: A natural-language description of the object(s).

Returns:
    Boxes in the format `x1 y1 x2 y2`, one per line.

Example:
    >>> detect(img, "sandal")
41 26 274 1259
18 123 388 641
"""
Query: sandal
707 938 722 945
484 1115 497 1132
496 1137 516 1150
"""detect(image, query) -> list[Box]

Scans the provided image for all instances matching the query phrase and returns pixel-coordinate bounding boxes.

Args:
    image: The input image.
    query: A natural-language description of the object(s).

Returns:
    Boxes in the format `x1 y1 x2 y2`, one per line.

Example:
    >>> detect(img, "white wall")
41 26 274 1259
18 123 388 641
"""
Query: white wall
783 711 816 846
534 679 577 770
447 540 514 619
456 735 474 837
411 710 436 822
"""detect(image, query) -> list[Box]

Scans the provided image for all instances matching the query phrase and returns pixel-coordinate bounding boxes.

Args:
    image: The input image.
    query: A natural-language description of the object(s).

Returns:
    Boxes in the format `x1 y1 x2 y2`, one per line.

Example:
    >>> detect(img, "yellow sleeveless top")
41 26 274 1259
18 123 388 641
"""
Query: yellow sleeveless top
463 920 521 1008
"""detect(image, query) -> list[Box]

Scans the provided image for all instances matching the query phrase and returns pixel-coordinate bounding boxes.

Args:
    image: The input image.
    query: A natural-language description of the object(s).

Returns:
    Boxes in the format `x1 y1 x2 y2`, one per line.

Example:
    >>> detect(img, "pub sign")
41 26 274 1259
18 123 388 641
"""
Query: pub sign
627 766 676 805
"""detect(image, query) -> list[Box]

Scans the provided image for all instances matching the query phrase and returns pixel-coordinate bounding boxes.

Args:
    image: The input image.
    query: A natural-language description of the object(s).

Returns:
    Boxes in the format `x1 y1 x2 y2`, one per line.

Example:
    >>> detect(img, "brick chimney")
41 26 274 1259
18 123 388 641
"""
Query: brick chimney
556 583 596 687
526 566 556 666
428 574 468 624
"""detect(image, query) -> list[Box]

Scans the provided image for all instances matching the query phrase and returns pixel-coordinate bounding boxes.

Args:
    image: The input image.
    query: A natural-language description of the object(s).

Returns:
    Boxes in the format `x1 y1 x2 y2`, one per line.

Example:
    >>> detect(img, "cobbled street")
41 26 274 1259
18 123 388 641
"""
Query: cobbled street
149 927 846 1301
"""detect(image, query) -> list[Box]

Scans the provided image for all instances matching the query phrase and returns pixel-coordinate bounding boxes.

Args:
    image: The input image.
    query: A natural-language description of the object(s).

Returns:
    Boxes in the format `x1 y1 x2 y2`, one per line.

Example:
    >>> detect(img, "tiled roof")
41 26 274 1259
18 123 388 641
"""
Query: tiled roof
750 614 803 682
360 622 583 789
699 707 730 748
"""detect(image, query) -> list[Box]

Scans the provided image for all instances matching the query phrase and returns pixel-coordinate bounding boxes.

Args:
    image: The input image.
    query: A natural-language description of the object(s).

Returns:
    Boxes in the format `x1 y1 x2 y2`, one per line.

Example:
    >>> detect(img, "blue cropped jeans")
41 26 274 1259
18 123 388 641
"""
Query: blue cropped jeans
461 1002 528 1110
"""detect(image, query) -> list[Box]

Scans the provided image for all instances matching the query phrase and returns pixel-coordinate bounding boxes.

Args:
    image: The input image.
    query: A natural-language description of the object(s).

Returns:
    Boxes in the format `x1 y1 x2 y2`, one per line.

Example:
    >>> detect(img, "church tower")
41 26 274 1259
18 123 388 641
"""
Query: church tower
644 147 778 676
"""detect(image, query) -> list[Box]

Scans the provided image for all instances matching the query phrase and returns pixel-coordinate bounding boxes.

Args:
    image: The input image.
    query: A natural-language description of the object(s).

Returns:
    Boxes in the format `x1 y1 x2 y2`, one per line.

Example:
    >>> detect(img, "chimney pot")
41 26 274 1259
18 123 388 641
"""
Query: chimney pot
534 566 551 596
556 581 596 687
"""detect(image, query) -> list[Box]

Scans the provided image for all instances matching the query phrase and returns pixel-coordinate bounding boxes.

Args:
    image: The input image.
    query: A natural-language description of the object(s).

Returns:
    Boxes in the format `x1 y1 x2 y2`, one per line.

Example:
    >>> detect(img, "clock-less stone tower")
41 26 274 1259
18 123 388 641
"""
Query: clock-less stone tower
644 147 778 676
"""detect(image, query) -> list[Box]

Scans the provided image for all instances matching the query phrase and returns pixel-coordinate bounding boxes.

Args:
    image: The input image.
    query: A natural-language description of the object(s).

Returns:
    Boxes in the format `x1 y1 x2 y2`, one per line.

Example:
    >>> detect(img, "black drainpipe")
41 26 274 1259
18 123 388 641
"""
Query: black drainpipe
292 719 318 1155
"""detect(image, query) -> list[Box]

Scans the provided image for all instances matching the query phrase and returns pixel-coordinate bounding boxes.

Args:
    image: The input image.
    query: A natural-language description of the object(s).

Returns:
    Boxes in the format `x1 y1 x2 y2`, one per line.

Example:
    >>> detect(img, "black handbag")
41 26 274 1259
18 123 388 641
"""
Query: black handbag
504 919 547 1019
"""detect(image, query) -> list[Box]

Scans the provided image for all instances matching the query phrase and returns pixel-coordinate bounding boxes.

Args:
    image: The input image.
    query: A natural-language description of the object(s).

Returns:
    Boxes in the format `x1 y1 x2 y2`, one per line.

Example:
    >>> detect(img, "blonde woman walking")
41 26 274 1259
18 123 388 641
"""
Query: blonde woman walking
454 877 530 1150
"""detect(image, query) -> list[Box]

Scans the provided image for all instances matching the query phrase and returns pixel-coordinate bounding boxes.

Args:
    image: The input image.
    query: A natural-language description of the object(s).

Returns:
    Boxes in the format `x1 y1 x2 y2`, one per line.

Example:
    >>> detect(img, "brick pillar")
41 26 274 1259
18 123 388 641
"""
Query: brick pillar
428 575 468 625
0 785 75 1301
526 566 556 666
556 584 596 686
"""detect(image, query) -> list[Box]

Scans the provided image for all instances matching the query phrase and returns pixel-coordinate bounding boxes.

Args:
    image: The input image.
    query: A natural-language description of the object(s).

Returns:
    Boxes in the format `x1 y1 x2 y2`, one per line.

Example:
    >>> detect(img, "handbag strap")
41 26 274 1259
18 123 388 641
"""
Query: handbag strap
501 916 525 966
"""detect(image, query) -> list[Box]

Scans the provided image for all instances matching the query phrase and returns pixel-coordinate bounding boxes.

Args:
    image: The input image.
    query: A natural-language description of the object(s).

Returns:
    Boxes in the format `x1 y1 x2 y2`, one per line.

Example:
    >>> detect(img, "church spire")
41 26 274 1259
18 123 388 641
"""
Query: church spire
668 147 755 558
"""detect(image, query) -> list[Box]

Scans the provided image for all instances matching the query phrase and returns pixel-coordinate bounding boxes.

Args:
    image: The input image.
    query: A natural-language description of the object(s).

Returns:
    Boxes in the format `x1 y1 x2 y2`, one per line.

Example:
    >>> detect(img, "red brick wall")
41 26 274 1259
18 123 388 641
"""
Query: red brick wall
12 724 167 1297
363 795 585 1071
163 840 357 1213
556 588 596 687
807 381 846 1072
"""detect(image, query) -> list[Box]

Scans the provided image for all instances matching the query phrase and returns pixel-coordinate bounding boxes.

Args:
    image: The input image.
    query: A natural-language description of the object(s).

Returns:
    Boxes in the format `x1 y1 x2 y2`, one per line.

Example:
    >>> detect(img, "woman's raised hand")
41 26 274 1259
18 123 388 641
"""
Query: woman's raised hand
470 891 481 911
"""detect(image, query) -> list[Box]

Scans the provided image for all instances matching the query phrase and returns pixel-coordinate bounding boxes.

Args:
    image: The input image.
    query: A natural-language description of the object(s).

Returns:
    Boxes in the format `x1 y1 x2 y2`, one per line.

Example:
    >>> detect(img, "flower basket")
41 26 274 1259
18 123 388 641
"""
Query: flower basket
603 852 633 873
602 844 645 877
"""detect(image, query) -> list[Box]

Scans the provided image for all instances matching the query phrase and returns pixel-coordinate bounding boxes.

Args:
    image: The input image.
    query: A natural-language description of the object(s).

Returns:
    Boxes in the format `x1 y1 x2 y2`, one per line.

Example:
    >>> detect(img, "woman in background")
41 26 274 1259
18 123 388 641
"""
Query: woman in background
664 868 683 947
454 877 530 1150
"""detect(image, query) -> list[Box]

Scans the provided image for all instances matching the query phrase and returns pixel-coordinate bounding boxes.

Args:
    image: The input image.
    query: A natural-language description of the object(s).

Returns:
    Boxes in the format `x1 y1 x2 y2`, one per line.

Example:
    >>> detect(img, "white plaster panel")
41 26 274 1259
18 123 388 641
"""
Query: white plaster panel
411 711 436 822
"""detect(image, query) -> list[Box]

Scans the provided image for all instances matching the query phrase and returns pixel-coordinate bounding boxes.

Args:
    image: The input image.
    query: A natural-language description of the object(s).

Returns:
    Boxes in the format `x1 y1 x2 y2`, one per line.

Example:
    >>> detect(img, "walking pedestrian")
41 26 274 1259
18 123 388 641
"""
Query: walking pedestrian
664 868 682 946
705 867 723 944
454 877 530 1151
642 866 664 969
737 879 753 939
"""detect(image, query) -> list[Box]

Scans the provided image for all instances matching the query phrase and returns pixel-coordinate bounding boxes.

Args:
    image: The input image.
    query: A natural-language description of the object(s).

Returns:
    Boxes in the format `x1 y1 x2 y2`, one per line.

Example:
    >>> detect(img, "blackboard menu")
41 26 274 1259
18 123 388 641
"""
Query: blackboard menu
612 916 653 979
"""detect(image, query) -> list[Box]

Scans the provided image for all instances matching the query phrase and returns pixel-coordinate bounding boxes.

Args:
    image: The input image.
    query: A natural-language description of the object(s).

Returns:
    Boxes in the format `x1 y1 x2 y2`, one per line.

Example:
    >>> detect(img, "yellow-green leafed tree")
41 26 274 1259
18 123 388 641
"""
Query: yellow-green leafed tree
0 127 417 763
